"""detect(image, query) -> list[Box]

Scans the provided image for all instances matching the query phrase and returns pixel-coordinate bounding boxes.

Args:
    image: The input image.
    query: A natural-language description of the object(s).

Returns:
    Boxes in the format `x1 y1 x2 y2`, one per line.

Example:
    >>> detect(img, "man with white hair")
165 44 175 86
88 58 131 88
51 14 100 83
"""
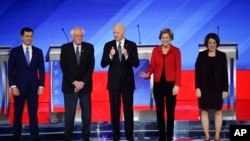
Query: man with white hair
60 27 95 141
101 23 139 141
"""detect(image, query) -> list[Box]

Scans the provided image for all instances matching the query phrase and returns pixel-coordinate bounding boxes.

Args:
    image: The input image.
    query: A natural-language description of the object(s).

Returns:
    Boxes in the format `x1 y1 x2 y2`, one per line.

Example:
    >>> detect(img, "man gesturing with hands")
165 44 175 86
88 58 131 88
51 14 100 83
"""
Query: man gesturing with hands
101 23 139 141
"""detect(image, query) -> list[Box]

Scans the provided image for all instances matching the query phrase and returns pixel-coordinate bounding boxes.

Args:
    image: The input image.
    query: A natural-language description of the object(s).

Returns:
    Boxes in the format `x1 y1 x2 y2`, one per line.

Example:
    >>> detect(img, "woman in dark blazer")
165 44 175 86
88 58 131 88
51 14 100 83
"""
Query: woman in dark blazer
195 33 228 141
140 28 182 141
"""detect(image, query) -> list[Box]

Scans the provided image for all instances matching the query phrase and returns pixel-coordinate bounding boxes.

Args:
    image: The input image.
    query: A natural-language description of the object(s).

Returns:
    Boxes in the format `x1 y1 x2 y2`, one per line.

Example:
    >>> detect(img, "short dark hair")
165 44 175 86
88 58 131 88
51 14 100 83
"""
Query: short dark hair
204 33 220 48
159 28 174 40
21 27 33 36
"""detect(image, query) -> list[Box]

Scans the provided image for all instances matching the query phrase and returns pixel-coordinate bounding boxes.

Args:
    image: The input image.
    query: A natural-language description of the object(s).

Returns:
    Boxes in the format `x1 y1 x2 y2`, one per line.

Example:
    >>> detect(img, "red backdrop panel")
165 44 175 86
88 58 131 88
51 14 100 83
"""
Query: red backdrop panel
7 70 250 124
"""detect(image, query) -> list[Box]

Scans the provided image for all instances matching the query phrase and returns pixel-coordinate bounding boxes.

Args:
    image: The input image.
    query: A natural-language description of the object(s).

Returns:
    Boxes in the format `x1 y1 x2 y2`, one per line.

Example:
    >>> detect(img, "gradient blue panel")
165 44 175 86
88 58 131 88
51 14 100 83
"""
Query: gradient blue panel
1 0 250 70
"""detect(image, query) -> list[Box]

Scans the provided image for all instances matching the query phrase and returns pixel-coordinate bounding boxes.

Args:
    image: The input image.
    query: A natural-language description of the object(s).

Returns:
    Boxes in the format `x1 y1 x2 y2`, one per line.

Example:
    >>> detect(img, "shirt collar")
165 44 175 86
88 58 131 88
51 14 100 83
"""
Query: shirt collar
73 42 81 48
22 43 31 49
116 38 125 46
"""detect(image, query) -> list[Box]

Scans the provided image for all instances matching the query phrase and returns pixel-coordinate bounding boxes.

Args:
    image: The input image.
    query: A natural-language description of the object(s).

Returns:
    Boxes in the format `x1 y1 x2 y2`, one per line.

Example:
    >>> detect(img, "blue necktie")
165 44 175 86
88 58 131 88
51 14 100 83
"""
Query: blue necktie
76 46 80 65
118 42 122 61
25 47 30 65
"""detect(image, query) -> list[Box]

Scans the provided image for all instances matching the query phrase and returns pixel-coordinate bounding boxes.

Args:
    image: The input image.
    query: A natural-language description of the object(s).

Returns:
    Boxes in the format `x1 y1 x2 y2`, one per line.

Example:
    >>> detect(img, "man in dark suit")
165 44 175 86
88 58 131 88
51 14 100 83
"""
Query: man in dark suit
101 23 139 141
60 27 95 141
8 27 45 141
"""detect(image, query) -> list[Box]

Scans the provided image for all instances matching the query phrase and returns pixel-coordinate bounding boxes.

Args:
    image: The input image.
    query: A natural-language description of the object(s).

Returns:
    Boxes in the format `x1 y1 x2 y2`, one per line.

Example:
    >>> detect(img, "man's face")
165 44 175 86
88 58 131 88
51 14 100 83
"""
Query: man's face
21 31 33 46
72 28 83 45
113 25 125 41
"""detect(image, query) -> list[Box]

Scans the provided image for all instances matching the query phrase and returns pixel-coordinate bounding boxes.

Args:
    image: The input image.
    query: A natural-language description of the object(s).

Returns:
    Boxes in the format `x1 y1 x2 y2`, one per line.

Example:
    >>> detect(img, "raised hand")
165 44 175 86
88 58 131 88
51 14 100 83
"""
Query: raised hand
110 46 116 57
122 47 128 57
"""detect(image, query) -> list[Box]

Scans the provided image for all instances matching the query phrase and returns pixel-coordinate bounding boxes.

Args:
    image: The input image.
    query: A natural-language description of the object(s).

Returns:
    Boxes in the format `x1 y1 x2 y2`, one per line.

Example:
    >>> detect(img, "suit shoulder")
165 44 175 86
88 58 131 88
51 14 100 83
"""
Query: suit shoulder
152 46 161 52
217 50 226 55
171 45 180 51
196 50 207 59
125 39 136 45
11 45 22 50
9 47 18 52
200 49 208 54
170 44 179 48
60 43 73 51
83 42 94 47
105 40 115 45
32 46 42 51
9 46 22 53
61 42 72 48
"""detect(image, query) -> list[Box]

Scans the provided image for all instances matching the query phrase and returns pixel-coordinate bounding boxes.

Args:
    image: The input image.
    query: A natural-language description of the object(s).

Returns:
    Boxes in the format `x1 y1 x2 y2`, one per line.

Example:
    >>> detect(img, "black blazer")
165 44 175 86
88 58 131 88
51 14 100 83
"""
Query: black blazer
8 45 45 92
195 49 228 91
60 42 95 94
101 39 139 91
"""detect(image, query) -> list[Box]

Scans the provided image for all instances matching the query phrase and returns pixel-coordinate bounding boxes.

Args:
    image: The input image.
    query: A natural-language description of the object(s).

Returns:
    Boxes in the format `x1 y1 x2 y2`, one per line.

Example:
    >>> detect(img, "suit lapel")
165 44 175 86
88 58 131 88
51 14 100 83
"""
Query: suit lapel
29 46 39 66
29 46 36 66
80 43 84 62
113 40 122 62
17 46 29 66
71 42 80 67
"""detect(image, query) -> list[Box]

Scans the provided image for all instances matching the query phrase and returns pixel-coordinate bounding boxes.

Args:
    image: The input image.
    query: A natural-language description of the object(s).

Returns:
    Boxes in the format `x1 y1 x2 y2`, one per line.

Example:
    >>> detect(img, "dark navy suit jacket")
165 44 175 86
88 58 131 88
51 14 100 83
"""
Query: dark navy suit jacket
8 45 45 91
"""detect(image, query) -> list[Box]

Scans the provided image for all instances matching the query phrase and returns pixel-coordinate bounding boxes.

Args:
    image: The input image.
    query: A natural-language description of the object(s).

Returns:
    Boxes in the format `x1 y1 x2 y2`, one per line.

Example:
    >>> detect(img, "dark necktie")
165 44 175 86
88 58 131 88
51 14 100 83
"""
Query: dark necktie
118 42 122 61
25 47 30 65
76 46 80 65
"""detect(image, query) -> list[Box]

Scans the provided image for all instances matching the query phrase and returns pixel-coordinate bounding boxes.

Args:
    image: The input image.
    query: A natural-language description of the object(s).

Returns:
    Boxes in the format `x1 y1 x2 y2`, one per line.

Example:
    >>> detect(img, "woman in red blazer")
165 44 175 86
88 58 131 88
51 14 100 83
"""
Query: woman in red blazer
140 28 182 141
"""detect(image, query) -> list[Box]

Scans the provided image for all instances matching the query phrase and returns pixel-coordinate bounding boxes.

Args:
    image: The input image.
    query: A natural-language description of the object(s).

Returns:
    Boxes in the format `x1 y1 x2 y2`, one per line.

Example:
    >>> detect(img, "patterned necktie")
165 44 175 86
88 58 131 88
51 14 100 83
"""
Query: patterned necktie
76 46 80 65
25 47 30 65
118 42 122 61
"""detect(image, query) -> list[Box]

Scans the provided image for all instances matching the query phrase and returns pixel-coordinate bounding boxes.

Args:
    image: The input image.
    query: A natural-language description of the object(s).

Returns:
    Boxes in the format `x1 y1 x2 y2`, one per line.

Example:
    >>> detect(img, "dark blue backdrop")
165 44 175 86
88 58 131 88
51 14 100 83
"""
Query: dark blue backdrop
0 0 249 70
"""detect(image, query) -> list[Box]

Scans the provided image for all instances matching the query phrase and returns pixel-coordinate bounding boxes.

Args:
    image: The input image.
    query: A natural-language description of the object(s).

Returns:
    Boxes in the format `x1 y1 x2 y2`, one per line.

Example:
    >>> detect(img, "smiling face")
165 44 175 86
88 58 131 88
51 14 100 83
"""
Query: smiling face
207 38 217 52
159 28 174 48
21 31 33 46
160 33 172 47
204 33 220 52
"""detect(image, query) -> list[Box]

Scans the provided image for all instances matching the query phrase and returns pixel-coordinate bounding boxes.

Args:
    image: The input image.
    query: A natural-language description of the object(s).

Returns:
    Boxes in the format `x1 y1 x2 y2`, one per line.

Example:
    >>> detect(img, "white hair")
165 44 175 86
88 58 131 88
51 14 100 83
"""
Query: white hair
114 23 126 32
70 27 85 36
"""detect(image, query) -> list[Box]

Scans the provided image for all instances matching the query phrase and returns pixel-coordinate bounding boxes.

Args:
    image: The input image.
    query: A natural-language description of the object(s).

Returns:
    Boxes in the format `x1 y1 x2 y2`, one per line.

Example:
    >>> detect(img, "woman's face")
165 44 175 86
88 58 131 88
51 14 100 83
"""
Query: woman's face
207 38 217 52
160 33 171 47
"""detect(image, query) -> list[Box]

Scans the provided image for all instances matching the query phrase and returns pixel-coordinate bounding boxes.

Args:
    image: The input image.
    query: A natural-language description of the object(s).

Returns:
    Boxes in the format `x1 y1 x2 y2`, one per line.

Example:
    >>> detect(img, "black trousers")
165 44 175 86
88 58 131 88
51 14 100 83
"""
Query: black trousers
63 92 91 140
108 89 134 141
13 89 39 140
153 81 176 140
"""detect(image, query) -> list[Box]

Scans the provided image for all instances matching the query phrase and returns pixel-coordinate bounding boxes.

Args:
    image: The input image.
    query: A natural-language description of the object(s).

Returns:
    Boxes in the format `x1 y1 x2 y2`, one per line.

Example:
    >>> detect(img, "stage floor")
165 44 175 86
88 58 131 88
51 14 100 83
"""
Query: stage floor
1 119 249 141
